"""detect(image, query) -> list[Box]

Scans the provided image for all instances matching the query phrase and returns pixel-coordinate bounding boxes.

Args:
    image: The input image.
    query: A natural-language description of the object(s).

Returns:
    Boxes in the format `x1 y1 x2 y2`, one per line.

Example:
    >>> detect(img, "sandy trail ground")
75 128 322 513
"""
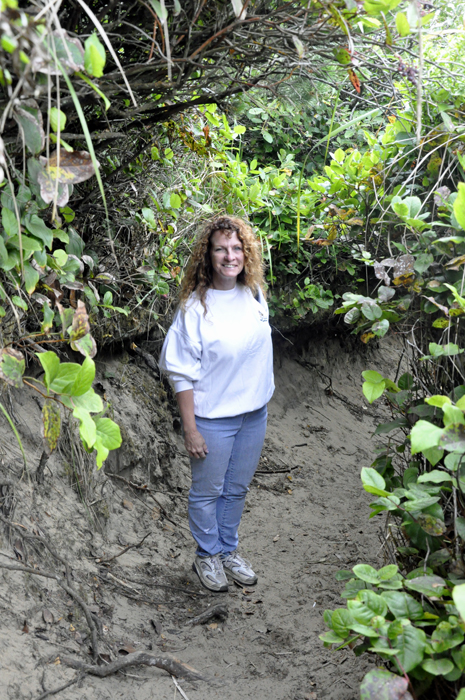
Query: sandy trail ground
0 333 400 700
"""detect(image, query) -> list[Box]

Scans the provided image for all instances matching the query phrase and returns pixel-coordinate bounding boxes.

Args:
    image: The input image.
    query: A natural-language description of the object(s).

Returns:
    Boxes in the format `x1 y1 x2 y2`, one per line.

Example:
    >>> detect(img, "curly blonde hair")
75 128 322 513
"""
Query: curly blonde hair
179 216 265 311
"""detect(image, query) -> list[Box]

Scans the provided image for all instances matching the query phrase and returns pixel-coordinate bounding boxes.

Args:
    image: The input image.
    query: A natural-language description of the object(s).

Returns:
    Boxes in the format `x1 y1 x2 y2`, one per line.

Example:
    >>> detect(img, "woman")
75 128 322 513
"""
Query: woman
160 216 274 592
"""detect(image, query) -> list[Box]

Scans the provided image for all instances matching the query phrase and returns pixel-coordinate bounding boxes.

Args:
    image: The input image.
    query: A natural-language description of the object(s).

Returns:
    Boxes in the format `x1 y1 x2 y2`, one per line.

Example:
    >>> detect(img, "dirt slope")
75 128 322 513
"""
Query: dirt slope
0 331 401 700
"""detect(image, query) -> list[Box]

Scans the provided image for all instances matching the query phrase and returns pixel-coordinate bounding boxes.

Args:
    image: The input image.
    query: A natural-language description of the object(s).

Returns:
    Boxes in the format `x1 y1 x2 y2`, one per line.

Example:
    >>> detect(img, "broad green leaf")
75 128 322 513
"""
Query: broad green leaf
381 591 424 620
410 420 443 454
443 404 465 426
372 318 389 338
425 395 451 408
394 624 426 673
452 645 465 671
84 34 106 78
360 669 409 700
347 590 387 624
74 406 97 448
2 207 19 237
353 564 379 585
417 470 452 484
94 417 122 467
453 583 465 624
421 658 454 676
403 496 440 512
396 11 410 36
38 351 61 389
13 101 45 154
405 575 446 597
331 608 353 638
363 379 386 403
170 193 182 209
49 363 80 394
24 214 53 248
23 261 39 294
319 630 345 644
41 303 54 334
454 182 465 231
12 295 28 311
70 356 95 397
361 370 384 384
430 621 464 653
360 467 389 496
423 446 444 466
70 388 103 413
378 565 398 581
349 622 380 637
262 130 273 143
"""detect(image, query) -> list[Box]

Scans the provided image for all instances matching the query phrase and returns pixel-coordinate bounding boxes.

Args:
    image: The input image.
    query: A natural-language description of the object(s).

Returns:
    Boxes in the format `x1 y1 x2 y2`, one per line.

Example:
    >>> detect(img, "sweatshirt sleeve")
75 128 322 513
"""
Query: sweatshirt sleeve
159 306 202 393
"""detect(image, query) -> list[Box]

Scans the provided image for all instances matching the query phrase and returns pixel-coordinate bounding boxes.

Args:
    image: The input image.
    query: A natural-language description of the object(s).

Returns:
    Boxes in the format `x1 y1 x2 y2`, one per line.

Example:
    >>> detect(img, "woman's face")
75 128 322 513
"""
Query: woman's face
210 229 244 290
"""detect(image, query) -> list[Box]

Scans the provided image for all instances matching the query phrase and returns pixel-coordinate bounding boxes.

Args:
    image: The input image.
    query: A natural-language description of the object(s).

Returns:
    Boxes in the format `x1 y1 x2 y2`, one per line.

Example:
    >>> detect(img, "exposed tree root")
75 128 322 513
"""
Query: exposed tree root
60 651 204 681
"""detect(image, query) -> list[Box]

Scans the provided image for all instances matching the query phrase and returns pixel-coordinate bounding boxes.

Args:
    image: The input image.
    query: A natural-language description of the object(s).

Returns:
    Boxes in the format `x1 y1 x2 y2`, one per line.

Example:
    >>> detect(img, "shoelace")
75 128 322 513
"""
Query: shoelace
210 555 224 573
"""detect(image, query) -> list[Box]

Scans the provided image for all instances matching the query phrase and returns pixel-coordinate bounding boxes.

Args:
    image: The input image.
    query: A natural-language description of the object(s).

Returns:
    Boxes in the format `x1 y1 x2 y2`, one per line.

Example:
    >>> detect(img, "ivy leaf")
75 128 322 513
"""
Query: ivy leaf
410 420 443 454
422 658 454 676
70 355 95 397
38 351 60 390
24 214 53 249
353 564 380 585
84 34 106 78
2 207 19 237
361 467 389 496
393 624 426 673
405 575 446 597
23 261 40 294
0 348 25 388
42 399 61 454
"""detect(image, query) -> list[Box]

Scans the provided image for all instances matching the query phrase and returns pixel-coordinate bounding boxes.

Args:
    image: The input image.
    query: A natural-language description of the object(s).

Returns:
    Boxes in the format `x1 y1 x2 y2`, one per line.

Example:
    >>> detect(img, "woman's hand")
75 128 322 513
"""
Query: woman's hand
184 428 209 459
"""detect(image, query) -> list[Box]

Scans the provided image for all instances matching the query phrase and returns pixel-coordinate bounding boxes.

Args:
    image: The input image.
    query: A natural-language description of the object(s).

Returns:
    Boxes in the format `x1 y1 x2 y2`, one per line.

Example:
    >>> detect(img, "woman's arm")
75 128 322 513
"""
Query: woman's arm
176 389 209 459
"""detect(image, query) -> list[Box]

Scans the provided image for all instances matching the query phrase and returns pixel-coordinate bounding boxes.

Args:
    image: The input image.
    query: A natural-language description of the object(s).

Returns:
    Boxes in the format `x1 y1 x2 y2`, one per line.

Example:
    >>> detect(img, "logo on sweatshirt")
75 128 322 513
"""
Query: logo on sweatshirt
257 308 268 322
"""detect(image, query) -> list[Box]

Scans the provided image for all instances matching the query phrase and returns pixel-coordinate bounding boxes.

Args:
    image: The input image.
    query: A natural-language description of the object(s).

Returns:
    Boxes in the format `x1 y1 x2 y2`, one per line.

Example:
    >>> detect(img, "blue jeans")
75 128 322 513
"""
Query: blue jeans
188 405 267 557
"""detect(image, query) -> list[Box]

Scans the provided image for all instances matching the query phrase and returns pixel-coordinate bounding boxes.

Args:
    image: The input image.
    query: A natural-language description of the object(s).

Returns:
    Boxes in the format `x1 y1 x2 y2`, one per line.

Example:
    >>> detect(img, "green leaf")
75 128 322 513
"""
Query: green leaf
372 319 389 338
431 621 464 653
13 101 45 154
170 192 182 209
84 34 106 78
94 417 122 467
454 182 465 231
347 589 387 624
234 125 246 134
416 513 446 536
405 575 446 597
23 261 39 294
378 565 398 581
353 564 380 585
410 420 443 454
149 0 168 21
360 668 410 700
38 351 61 390
2 207 19 237
394 624 427 673
262 130 273 144
331 608 353 638
403 496 440 512
49 107 66 133
0 348 25 388
382 591 424 620
425 395 451 408
319 630 346 644
70 388 103 413
363 379 386 403
49 363 80 395
418 470 452 484
396 11 410 36
361 467 389 497
453 583 465 624
74 406 97 448
24 214 53 248
12 295 28 311
422 658 454 676
69 356 95 397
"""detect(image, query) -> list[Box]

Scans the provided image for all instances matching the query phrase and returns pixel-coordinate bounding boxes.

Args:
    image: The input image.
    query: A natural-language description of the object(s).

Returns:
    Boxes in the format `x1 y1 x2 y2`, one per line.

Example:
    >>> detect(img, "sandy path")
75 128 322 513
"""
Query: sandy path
0 335 399 700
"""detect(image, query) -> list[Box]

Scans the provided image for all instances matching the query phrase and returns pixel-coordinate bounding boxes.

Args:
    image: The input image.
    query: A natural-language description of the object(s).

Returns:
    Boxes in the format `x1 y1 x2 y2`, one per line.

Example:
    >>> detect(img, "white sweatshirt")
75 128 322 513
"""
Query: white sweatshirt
159 284 274 418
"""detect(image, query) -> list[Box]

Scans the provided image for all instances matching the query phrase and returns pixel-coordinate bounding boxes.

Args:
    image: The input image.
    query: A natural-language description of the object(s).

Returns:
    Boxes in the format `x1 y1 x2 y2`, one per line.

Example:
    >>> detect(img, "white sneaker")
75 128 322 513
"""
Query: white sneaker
193 554 228 592
221 552 258 585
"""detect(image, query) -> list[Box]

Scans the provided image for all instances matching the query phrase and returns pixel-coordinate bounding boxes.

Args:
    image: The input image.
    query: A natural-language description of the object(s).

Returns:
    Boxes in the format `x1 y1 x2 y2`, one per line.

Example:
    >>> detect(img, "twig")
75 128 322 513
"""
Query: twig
184 603 228 626
172 675 191 700
95 533 150 564
34 674 83 700
255 465 301 475
60 651 204 681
